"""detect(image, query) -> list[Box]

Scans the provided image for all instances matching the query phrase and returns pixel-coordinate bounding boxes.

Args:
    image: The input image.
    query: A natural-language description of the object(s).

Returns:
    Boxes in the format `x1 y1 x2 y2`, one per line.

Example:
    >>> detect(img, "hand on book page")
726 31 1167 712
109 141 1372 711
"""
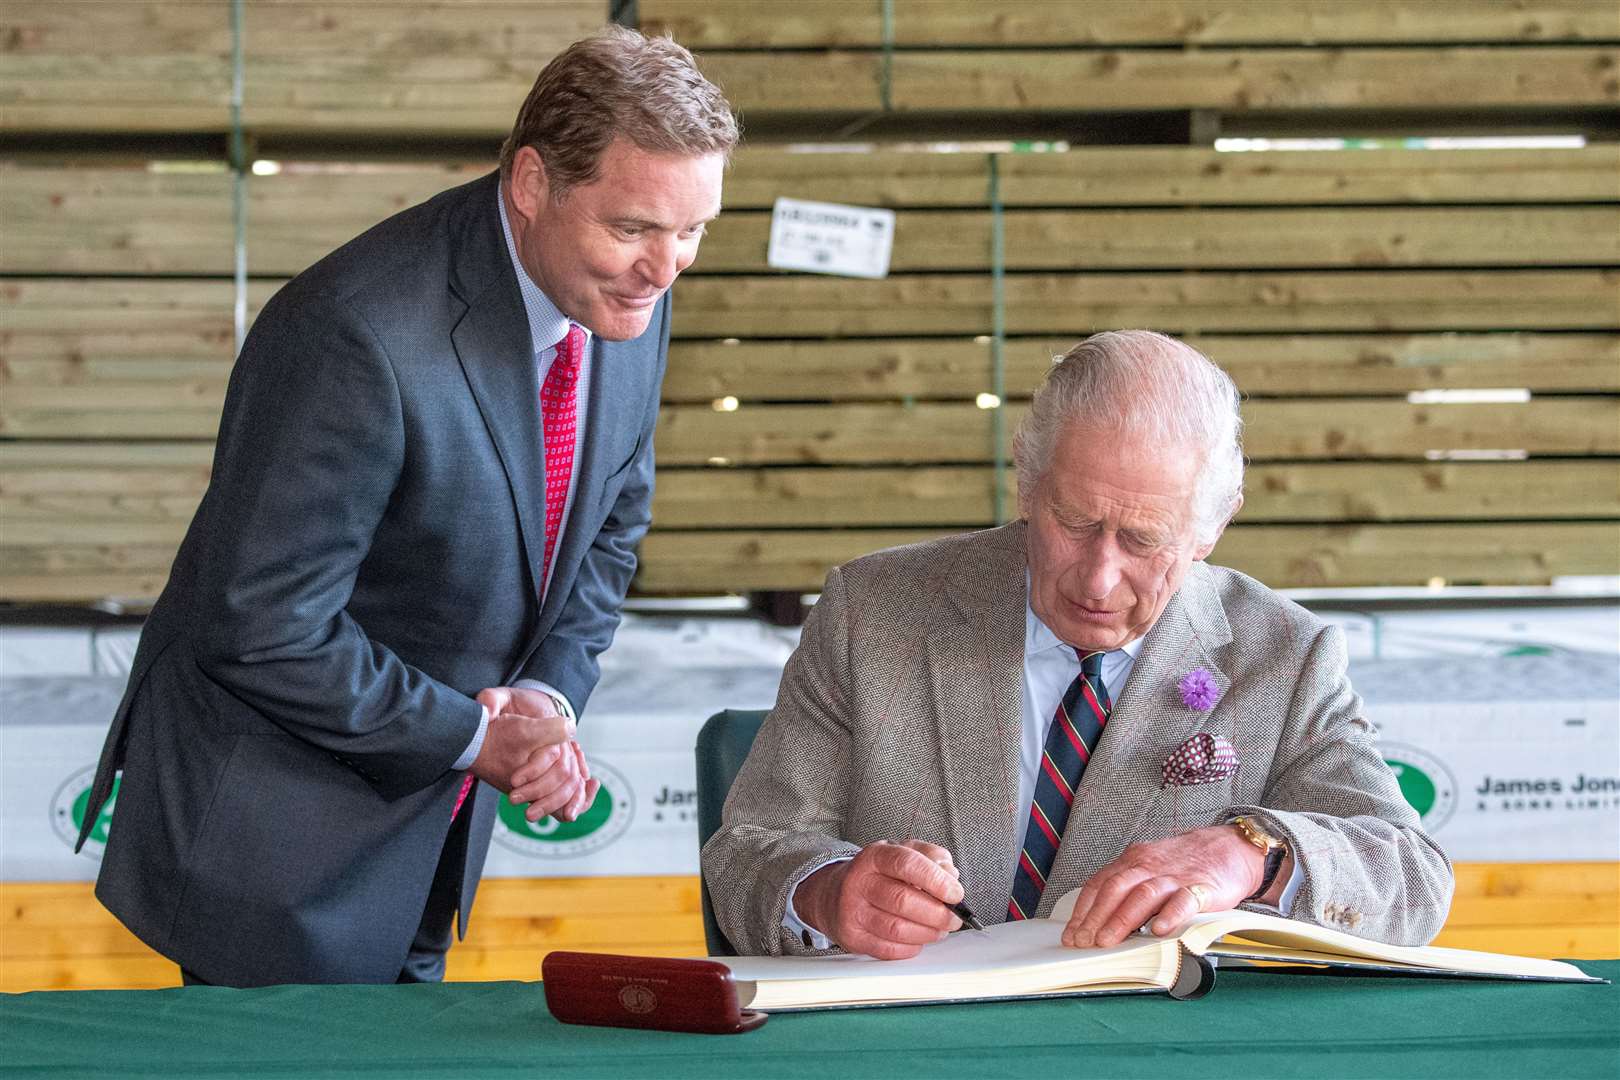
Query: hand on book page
1059 825 1269 949
795 840 966 960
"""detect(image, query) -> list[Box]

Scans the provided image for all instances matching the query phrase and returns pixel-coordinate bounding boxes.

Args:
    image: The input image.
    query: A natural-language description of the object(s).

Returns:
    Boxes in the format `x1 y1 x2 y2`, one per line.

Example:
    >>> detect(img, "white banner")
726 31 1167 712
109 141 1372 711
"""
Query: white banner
3 608 1615 880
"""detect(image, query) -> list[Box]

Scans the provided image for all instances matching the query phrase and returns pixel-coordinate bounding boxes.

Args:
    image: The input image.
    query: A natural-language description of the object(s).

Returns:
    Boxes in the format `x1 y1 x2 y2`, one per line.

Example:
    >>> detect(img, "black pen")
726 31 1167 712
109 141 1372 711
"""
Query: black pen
949 899 987 932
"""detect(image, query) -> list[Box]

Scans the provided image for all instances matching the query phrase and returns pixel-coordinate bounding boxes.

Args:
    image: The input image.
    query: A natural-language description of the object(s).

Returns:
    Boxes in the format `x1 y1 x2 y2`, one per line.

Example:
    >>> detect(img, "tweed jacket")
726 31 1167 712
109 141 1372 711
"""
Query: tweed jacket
702 522 1454 956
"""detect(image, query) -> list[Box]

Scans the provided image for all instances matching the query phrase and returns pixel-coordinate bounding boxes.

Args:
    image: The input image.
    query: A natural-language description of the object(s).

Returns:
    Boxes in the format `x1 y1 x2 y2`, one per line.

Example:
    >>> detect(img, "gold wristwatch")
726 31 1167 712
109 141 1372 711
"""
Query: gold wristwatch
1231 815 1288 900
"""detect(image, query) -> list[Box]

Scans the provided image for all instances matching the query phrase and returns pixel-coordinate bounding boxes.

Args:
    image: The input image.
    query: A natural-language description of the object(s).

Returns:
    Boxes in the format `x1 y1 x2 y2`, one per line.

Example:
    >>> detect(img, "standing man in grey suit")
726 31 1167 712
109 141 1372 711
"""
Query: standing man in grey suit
78 27 738 986
704 331 1453 958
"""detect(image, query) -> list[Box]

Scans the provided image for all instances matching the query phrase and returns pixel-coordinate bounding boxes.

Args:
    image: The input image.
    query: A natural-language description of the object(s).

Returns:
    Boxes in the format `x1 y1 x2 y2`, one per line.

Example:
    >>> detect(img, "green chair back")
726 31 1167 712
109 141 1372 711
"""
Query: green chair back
694 708 767 956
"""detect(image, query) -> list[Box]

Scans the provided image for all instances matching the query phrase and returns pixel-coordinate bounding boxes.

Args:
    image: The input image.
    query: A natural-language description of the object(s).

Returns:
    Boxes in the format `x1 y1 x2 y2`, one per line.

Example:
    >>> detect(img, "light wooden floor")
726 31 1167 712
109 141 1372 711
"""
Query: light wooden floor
3 863 1615 991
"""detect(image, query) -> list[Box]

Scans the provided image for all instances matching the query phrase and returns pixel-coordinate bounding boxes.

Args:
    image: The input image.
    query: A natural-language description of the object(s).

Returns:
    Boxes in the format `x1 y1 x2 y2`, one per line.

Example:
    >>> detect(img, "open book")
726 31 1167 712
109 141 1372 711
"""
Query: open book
717 889 1599 1011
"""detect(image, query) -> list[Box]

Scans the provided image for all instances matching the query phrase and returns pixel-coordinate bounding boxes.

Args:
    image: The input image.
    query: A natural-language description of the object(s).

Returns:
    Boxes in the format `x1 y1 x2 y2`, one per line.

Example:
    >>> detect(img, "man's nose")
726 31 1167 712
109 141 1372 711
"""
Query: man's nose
1076 540 1123 601
639 237 680 290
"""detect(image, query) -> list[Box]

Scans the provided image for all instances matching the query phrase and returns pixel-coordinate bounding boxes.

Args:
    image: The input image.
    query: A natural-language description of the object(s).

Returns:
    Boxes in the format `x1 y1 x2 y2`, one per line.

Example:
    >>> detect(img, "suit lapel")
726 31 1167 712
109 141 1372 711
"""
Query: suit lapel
1043 563 1234 907
931 524 1027 918
451 276 547 598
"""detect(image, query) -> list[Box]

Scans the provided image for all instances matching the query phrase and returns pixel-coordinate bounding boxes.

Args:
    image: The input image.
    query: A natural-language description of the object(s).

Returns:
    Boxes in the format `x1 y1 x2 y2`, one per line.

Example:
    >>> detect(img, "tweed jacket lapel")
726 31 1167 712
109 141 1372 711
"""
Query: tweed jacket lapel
1040 562 1234 914
447 174 548 599
930 523 1028 918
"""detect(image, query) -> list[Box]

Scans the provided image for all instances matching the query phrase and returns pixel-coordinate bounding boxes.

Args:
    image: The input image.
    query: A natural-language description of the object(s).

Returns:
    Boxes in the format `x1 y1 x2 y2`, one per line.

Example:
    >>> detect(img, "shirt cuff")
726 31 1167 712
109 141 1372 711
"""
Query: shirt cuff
451 705 491 772
1247 857 1305 916
782 855 854 951
514 678 576 722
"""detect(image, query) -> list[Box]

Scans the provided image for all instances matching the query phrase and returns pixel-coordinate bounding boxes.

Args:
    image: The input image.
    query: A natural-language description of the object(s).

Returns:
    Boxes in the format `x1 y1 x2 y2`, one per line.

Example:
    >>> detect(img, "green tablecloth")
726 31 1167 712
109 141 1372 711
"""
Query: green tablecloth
4 963 1616 1079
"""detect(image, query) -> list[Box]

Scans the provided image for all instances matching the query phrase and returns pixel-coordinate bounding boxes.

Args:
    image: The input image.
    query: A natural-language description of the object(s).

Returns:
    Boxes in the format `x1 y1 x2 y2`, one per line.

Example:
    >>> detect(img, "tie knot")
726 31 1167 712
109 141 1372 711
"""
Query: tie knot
1077 649 1105 677
553 324 585 371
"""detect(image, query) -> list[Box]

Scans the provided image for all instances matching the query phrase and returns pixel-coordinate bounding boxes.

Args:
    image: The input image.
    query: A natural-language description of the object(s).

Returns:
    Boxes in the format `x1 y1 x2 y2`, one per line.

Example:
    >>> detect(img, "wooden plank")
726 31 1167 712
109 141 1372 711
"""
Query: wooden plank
0 278 241 349
1240 461 1620 522
643 1 1620 48
0 1 230 133
651 460 1620 528
720 146 1620 210
635 522 1620 591
663 334 1620 402
1215 522 1620 587
669 270 1620 336
892 46 1620 112
652 398 1618 466
245 164 490 275
252 170 1620 275
996 147 1620 209
0 573 173 603
1430 925 1619 958
0 166 235 275
240 2 604 136
698 47 1620 115
5 458 1605 537
698 205 1620 273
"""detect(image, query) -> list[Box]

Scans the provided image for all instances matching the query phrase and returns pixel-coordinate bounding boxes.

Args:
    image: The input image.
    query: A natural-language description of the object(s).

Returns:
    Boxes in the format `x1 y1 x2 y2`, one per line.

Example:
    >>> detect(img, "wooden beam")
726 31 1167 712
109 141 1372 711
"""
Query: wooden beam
651 398 1619 466
663 334 1620 401
651 460 1620 528
669 270 1620 336
697 47 1620 115
0 1 231 133
635 522 1620 592
696 205 1620 273
720 146 1620 209
642 1 1620 48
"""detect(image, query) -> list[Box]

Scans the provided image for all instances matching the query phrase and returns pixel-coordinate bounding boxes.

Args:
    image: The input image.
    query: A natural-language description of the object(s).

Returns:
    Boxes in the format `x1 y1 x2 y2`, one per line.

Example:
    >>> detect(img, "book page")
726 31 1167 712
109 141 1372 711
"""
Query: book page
1184 908 1590 981
1050 887 1591 981
721 917 1144 984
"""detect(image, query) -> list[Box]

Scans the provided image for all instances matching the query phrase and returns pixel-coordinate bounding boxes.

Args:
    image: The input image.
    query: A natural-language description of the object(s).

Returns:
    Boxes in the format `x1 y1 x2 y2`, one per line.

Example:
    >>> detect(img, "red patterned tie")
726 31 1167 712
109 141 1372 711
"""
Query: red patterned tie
1008 649 1111 920
539 323 585 592
452 324 585 821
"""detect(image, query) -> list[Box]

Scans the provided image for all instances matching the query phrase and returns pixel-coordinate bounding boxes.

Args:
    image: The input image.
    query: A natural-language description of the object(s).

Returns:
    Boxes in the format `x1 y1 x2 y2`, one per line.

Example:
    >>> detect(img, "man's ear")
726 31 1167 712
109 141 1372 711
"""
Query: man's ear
1192 491 1243 561
506 146 551 222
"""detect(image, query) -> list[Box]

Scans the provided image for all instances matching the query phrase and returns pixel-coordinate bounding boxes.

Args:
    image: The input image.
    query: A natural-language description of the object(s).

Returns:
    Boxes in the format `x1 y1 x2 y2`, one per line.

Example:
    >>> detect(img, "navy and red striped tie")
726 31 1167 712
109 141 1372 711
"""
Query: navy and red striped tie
1008 649 1111 920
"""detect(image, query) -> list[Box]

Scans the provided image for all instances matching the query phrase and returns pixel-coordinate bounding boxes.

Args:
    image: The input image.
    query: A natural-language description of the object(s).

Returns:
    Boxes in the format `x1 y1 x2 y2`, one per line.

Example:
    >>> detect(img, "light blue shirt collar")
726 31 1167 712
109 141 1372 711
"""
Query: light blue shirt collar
496 187 591 358
1024 599 1147 668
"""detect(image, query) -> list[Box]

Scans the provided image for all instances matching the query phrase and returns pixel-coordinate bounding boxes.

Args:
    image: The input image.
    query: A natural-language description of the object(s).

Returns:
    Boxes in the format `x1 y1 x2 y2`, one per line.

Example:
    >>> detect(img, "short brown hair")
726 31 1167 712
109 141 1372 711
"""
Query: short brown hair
499 26 739 197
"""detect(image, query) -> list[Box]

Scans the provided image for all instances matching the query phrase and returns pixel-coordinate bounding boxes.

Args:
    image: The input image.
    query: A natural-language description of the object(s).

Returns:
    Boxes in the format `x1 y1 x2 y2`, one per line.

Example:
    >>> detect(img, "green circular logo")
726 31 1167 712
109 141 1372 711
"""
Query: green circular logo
1388 758 1437 816
491 758 635 859
1382 743 1457 831
52 767 117 857
497 784 615 841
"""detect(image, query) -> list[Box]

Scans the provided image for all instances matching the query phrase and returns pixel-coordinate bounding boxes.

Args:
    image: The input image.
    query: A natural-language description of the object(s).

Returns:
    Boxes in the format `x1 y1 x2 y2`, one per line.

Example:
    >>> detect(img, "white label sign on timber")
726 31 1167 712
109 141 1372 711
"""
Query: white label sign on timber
768 197 895 279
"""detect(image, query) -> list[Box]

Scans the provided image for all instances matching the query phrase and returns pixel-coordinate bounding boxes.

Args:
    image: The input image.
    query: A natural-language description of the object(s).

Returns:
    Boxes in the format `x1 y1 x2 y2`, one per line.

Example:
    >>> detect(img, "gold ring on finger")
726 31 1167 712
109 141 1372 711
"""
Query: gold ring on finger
1185 882 1212 912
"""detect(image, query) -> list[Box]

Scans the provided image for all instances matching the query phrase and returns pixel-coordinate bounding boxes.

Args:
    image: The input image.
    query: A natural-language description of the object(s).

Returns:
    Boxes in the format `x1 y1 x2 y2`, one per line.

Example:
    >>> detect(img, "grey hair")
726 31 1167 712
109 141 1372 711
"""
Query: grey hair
499 25 739 197
1013 330 1245 547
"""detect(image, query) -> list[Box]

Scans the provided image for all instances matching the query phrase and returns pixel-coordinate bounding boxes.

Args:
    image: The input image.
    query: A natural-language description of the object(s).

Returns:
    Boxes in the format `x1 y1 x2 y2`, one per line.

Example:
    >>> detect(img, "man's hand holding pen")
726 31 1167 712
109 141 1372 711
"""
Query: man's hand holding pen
795 839 972 960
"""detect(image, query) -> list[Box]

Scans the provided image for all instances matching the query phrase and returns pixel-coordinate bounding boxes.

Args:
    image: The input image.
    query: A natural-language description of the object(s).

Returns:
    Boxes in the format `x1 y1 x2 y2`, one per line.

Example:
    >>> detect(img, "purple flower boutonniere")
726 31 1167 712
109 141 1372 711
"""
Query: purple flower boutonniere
1177 667 1220 712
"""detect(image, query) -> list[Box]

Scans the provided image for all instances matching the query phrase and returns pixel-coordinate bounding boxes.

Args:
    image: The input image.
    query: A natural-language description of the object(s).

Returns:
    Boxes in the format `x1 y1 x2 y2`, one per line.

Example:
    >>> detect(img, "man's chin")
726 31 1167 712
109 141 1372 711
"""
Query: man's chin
585 309 657 342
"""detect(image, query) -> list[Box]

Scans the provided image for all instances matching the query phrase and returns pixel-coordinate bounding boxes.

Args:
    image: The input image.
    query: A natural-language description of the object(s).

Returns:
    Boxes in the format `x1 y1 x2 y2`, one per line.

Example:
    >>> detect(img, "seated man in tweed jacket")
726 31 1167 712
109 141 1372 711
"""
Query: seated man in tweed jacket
702 330 1453 959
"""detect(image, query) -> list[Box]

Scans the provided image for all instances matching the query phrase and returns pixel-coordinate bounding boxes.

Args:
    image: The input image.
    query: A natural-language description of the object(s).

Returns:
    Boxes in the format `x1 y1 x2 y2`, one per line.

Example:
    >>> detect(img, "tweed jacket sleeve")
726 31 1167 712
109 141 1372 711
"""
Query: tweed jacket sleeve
701 565 866 956
1223 621 1455 945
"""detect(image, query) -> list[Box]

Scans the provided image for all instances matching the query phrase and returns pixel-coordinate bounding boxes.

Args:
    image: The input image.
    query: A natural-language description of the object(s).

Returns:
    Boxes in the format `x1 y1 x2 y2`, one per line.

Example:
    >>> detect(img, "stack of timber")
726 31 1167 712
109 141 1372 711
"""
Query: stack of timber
3 145 1620 599
0 1 604 137
642 0 1620 128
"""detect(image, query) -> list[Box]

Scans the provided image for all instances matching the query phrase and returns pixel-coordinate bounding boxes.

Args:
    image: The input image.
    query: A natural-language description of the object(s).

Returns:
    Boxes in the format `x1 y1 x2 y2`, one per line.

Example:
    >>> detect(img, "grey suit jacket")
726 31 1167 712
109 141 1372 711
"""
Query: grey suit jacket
703 523 1454 955
79 172 667 985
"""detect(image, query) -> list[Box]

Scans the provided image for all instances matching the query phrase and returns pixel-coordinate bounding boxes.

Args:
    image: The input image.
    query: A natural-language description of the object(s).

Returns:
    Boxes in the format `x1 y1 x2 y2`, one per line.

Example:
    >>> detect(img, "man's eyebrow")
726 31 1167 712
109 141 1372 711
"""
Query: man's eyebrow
607 211 721 229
